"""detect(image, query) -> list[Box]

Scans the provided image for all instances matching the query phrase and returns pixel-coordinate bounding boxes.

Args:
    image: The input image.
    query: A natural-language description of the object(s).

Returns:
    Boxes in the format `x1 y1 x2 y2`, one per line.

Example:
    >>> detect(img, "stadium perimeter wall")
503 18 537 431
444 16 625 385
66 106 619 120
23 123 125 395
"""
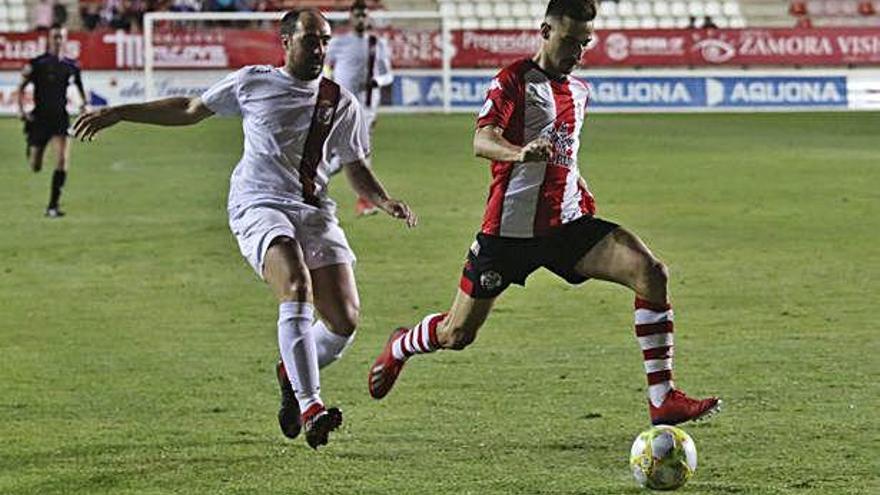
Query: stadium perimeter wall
2 68 880 114
2 26 880 113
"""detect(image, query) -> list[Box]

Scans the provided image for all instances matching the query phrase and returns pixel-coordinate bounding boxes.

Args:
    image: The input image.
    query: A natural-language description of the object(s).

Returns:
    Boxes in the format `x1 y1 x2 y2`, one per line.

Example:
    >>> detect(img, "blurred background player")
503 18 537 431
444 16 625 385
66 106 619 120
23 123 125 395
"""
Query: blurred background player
17 24 87 218
72 9 416 449
368 0 720 427
325 0 394 216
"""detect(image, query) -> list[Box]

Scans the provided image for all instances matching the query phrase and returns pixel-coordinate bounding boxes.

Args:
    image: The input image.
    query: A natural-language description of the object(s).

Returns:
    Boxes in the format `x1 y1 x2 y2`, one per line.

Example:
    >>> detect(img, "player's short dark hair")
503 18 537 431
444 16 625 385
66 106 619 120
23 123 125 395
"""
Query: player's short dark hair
545 0 598 21
350 0 368 12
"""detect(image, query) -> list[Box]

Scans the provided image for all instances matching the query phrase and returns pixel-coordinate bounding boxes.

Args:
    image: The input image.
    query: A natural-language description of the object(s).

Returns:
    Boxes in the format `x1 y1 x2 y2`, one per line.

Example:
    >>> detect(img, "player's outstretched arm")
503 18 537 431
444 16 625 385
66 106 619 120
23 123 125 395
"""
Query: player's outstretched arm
343 160 417 228
474 125 552 163
72 97 214 141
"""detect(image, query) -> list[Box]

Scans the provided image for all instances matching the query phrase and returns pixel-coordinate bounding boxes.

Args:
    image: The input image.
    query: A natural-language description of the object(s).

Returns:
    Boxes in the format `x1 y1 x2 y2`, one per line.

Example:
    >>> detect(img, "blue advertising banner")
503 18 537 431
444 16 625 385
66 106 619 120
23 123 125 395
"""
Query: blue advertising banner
390 74 849 110
585 77 705 108
392 75 491 107
704 77 848 108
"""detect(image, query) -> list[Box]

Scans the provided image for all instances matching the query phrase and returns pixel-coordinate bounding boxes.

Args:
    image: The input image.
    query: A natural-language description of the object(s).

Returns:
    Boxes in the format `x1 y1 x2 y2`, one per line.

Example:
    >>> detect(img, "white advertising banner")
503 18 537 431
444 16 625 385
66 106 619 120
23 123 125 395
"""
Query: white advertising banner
1 69 879 115
0 70 227 115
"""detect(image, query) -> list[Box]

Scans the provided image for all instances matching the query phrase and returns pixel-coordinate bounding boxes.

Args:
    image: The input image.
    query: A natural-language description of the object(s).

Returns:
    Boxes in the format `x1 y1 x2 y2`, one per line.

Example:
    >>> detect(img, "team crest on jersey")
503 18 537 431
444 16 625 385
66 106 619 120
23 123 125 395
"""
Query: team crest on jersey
546 123 576 168
316 99 335 125
480 270 503 291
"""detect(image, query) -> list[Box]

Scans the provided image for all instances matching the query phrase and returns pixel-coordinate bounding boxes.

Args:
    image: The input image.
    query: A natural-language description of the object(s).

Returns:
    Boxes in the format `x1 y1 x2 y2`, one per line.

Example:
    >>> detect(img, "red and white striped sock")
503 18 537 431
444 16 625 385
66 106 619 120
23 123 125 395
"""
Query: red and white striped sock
391 313 445 361
635 298 675 407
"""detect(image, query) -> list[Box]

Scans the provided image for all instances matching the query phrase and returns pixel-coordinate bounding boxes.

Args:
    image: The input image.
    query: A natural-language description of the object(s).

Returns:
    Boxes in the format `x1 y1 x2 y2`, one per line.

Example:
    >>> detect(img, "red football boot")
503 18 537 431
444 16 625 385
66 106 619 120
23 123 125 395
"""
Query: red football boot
368 327 409 399
650 389 722 425
301 403 343 450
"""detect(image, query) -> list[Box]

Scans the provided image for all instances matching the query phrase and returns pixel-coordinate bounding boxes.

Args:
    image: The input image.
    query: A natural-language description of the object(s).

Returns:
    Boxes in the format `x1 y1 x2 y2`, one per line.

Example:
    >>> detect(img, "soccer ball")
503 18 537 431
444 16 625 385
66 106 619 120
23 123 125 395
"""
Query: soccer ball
629 425 697 490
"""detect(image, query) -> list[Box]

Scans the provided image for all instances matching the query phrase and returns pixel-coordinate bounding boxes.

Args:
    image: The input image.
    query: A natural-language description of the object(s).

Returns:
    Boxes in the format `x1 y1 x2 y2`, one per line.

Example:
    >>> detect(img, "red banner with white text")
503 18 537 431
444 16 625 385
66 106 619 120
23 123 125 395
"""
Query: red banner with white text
456 28 880 67
2 27 880 70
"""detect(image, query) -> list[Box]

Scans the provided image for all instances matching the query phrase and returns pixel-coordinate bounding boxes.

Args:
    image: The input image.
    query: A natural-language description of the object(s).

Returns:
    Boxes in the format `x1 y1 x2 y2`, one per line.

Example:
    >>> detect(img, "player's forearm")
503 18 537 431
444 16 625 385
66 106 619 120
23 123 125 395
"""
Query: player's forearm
115 97 207 126
344 160 390 204
474 128 524 162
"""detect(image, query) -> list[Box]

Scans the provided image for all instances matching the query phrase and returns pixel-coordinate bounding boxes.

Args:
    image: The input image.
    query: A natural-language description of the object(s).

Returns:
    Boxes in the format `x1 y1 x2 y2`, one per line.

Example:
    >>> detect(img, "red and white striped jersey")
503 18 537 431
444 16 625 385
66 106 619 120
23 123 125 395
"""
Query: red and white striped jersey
477 58 595 238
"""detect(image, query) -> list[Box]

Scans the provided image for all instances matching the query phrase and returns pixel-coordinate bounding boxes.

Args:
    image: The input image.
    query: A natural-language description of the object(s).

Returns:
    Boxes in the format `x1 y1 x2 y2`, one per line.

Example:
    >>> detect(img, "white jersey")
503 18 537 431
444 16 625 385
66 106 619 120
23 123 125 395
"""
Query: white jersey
200 65 370 212
326 32 393 117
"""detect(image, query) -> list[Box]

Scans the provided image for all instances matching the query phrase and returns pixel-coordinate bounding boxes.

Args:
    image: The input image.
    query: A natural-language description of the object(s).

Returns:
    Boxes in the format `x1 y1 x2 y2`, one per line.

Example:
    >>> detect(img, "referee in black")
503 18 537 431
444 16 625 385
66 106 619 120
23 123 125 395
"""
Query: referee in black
17 24 87 218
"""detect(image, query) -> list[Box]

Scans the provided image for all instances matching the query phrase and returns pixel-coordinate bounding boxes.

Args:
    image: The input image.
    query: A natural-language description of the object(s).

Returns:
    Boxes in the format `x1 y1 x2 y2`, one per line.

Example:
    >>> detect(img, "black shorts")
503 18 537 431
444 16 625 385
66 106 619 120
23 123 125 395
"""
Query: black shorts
460 216 619 299
25 113 69 148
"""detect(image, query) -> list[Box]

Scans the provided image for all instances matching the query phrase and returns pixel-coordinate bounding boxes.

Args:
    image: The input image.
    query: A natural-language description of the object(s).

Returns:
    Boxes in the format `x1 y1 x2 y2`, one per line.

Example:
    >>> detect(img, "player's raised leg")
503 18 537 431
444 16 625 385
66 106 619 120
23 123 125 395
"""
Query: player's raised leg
574 227 721 425
45 135 69 217
264 237 342 448
28 143 46 173
369 289 495 399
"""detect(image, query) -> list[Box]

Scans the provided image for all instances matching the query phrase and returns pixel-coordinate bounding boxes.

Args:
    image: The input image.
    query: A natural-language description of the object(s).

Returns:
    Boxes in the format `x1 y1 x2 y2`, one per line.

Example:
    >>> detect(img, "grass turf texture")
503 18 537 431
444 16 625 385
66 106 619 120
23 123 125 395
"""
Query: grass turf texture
0 113 878 494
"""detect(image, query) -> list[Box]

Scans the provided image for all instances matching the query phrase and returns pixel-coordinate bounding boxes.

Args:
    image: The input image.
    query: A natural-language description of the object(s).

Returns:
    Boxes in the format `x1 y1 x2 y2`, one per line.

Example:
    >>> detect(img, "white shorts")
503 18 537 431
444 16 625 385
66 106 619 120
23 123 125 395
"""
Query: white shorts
229 203 356 278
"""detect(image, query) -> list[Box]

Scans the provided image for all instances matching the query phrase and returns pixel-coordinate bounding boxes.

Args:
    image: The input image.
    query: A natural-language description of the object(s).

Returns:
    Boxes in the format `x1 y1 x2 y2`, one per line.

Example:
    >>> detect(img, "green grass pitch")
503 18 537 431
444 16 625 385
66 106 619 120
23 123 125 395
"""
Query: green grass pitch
1 112 878 494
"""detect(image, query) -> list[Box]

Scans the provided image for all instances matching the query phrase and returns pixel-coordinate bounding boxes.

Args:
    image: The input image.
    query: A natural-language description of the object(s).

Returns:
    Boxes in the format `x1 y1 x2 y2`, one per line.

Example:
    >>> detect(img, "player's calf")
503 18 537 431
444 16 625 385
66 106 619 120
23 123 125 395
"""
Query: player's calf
28 147 44 172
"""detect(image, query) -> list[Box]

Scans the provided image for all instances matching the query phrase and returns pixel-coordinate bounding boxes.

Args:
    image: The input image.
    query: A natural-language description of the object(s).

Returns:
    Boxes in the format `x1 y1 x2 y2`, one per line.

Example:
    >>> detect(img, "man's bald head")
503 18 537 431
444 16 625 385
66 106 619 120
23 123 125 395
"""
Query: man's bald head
279 9 330 37
279 9 333 80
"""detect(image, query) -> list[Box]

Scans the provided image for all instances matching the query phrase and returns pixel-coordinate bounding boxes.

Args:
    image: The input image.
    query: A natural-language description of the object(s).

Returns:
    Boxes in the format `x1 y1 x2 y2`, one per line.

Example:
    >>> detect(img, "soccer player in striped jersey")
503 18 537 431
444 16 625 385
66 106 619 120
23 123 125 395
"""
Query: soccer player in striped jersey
325 0 394 216
73 10 417 449
369 0 720 426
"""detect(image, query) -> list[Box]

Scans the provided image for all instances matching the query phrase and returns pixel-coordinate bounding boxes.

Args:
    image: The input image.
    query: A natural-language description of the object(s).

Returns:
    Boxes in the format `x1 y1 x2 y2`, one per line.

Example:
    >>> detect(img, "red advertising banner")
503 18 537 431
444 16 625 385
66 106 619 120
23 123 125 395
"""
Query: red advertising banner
456 28 880 68
2 27 879 70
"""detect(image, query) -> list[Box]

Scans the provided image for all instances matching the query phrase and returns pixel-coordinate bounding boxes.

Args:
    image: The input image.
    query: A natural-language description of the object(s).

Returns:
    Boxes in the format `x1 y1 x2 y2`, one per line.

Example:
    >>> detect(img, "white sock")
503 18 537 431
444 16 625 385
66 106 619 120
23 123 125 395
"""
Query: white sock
278 301 322 413
391 313 444 361
313 320 356 369
635 298 675 407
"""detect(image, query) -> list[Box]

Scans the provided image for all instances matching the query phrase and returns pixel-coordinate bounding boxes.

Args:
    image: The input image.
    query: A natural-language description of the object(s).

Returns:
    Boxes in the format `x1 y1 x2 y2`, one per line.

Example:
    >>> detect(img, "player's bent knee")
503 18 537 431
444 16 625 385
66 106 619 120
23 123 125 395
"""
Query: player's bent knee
651 261 669 287
637 260 669 296
329 303 359 336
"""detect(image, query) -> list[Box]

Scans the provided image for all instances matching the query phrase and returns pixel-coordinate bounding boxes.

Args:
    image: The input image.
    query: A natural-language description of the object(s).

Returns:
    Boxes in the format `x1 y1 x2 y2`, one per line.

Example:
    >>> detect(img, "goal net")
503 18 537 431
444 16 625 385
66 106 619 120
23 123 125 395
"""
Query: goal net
141 10 453 112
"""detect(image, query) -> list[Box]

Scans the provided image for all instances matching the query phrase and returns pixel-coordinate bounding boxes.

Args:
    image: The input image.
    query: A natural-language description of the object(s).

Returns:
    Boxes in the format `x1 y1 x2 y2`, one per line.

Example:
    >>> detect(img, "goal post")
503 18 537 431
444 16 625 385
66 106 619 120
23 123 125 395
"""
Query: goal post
142 10 453 112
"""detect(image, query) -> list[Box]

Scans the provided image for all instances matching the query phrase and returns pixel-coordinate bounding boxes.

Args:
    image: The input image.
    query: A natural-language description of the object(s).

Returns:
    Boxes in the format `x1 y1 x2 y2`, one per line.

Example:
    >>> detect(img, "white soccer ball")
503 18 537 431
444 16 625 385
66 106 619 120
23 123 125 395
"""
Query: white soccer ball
629 425 697 490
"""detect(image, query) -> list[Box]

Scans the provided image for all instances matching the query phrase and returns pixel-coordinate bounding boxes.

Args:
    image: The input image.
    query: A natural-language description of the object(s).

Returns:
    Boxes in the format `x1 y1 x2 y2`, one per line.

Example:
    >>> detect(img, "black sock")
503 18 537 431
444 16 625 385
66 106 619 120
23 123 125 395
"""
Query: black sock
48 169 67 209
